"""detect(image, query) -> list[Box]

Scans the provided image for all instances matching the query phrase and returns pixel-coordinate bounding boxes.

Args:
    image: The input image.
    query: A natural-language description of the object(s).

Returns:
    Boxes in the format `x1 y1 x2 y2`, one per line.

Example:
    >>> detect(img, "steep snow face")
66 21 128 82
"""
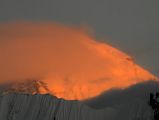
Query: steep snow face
0 94 106 120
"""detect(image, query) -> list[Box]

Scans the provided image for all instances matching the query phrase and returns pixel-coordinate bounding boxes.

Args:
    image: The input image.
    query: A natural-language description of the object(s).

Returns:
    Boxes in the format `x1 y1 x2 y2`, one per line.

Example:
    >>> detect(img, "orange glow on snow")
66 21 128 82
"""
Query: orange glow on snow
0 22 157 100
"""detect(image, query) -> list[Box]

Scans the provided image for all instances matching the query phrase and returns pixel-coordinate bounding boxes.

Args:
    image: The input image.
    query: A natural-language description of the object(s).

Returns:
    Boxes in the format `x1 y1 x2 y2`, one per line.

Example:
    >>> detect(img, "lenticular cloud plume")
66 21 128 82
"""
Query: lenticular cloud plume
0 22 157 100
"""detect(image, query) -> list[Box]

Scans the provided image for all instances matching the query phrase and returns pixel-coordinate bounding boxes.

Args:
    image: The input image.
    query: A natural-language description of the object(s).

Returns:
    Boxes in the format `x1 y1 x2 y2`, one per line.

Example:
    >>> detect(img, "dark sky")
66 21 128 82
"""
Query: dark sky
0 0 159 76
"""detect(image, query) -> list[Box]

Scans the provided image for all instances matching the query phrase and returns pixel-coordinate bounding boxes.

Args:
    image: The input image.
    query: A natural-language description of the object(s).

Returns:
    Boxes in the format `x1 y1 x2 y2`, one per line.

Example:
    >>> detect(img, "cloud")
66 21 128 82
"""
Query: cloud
0 22 157 100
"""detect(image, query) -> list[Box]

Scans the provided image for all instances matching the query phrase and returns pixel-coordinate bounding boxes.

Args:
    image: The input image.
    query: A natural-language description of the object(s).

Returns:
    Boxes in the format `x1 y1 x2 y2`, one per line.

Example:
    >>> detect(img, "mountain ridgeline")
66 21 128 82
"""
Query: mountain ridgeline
0 80 106 120
0 80 159 120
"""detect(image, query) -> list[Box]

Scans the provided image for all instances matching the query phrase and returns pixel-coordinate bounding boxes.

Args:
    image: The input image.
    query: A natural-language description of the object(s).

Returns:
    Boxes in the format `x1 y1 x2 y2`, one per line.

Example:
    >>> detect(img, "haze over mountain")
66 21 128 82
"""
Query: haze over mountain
0 22 158 119
0 1 158 119
0 22 157 100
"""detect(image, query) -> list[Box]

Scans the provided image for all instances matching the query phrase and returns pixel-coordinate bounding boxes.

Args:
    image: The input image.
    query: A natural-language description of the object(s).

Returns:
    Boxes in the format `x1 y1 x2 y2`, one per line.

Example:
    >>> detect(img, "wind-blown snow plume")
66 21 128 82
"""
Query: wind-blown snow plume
0 22 157 100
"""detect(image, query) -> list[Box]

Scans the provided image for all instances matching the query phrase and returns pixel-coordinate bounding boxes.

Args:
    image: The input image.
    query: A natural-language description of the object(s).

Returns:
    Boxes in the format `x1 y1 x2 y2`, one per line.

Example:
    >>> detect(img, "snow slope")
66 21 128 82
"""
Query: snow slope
0 93 106 120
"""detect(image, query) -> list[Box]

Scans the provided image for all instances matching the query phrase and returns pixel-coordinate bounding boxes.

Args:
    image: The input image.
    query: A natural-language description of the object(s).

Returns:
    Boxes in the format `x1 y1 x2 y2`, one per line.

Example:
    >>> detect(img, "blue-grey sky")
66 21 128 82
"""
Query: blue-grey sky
0 0 159 76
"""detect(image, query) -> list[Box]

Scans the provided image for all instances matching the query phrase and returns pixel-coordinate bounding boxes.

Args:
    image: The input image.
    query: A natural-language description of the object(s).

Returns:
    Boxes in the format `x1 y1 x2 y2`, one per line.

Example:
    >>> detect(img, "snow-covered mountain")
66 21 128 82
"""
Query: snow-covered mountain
0 93 108 120
0 80 158 120
0 80 107 120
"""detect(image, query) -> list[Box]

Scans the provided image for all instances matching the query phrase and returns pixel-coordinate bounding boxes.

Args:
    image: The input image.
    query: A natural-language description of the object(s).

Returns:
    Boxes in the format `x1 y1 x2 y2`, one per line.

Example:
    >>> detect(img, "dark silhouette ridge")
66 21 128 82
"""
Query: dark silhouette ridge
149 92 159 120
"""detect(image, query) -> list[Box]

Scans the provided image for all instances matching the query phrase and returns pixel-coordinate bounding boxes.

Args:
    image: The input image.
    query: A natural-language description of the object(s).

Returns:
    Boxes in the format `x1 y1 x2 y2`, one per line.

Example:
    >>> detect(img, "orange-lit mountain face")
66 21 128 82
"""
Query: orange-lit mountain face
0 22 157 100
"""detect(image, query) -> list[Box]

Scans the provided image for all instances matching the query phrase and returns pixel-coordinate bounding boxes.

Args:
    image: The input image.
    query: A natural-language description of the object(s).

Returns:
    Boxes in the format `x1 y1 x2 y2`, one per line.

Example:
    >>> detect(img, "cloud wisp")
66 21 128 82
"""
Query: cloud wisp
0 22 157 100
